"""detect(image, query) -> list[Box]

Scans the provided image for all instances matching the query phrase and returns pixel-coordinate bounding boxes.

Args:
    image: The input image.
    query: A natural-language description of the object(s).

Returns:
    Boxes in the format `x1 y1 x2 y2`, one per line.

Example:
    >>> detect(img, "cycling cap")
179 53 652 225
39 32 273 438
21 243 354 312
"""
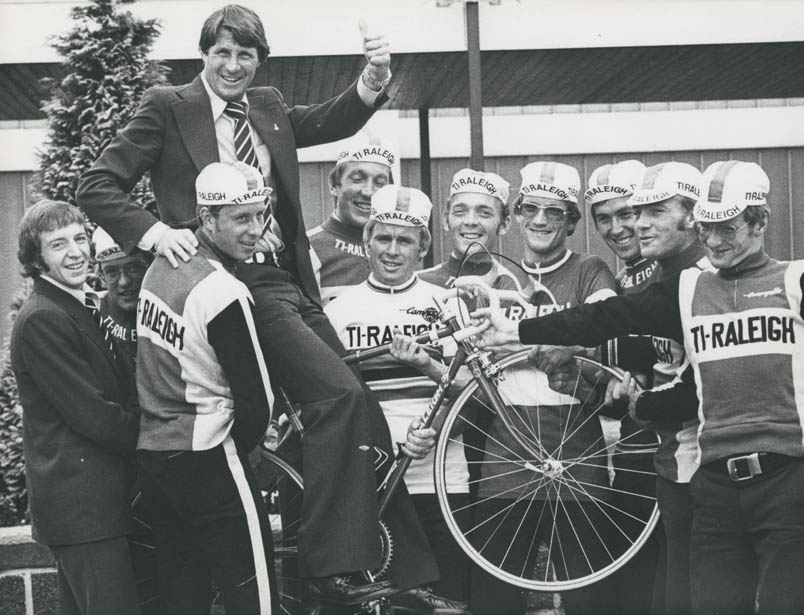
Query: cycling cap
628 162 701 206
370 185 432 227
449 168 510 204
585 160 646 206
196 162 270 207
518 161 580 204
336 130 396 168
92 226 125 262
694 161 770 222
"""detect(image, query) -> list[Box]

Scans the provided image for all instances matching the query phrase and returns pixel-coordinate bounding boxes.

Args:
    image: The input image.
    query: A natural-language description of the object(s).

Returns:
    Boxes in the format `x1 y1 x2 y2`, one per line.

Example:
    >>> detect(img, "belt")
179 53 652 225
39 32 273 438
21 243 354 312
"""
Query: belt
706 452 797 481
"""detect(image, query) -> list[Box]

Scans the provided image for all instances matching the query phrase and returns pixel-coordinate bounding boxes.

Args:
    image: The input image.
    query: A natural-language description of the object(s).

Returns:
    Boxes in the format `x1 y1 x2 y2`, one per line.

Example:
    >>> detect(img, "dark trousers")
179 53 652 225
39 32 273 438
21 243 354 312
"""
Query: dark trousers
606 452 662 615
237 263 438 589
654 476 693 615
689 459 804 615
470 498 619 615
137 438 277 615
411 493 472 602
51 536 139 615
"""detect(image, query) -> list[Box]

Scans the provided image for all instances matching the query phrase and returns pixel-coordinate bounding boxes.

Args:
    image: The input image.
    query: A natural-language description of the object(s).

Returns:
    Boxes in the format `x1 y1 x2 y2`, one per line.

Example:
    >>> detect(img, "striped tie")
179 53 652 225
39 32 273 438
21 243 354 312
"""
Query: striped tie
224 101 283 249
224 101 261 172
84 292 117 359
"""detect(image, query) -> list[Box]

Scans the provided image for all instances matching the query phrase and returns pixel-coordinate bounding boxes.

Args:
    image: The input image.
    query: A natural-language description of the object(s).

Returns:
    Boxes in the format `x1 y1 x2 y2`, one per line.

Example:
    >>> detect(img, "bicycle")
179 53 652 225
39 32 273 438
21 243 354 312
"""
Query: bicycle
256 276 660 614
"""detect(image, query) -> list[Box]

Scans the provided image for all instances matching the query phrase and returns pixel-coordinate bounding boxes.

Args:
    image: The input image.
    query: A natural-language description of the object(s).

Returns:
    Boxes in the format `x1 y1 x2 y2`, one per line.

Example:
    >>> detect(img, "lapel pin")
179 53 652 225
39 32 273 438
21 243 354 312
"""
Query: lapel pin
273 123 279 131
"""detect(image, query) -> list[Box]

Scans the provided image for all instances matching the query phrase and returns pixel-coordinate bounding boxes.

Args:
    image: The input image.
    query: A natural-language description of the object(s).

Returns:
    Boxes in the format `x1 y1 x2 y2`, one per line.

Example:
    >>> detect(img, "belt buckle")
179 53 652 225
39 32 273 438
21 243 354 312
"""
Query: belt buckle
726 452 762 481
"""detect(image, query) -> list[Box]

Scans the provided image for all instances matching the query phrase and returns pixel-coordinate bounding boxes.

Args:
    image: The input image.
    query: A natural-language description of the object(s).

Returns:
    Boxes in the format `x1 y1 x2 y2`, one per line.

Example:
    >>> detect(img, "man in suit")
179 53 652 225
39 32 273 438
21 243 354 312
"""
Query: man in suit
78 4 441 604
10 200 140 615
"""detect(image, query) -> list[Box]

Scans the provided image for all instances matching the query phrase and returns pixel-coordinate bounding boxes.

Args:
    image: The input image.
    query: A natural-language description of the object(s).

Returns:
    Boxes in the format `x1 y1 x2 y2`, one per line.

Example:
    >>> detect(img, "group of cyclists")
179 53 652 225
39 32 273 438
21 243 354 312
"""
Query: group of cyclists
9 3 804 615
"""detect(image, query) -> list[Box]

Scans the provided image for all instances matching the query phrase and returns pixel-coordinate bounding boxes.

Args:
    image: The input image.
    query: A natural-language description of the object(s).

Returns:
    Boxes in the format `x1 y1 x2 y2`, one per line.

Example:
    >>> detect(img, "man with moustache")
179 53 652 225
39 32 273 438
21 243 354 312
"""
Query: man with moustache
309 131 396 304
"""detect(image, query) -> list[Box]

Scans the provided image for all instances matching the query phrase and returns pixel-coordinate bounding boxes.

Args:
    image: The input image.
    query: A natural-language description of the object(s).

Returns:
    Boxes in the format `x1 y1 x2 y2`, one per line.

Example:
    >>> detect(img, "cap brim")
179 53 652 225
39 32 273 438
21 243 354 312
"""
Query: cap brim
693 201 747 222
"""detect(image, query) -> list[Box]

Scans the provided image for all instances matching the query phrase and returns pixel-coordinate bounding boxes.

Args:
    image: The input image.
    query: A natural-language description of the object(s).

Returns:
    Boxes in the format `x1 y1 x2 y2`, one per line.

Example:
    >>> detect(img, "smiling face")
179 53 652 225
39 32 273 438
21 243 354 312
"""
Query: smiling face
699 211 765 269
635 196 695 261
202 29 259 101
39 222 91 290
366 223 425 286
201 202 264 261
517 196 572 264
444 192 508 257
332 161 391 229
100 255 148 314
592 196 641 262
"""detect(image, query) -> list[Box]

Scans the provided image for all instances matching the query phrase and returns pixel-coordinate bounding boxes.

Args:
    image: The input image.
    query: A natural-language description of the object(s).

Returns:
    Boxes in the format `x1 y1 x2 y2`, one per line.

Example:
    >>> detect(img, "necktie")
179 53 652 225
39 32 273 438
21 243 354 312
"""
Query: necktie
84 292 117 359
224 101 283 250
224 101 261 172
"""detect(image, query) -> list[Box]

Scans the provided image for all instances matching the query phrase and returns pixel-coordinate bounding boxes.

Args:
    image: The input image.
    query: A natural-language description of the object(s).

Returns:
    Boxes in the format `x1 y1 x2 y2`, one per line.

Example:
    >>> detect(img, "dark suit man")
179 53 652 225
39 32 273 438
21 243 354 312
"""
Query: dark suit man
77 4 439 606
10 200 140 615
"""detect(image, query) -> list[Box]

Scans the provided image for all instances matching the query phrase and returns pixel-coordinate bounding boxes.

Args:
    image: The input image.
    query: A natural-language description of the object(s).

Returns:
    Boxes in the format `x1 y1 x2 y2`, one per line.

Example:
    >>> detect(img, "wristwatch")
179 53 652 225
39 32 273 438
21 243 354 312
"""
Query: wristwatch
361 68 392 92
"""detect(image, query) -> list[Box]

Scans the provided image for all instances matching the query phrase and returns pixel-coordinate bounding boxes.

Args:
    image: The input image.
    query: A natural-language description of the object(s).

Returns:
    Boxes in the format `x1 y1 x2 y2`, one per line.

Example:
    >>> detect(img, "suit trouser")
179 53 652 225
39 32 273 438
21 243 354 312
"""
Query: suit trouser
237 263 438 589
654 476 693 615
137 437 277 615
689 459 804 615
51 536 139 615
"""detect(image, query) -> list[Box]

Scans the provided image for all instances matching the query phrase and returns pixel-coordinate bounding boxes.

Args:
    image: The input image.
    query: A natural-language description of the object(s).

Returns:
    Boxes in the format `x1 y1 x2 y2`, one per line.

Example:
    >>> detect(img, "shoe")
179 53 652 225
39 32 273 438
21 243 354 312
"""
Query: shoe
307 574 397 606
390 587 472 615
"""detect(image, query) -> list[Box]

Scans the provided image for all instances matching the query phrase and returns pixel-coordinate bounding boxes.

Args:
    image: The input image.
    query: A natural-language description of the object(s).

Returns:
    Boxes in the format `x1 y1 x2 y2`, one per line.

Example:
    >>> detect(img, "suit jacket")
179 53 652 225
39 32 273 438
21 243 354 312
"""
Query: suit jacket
77 75 385 304
10 279 139 546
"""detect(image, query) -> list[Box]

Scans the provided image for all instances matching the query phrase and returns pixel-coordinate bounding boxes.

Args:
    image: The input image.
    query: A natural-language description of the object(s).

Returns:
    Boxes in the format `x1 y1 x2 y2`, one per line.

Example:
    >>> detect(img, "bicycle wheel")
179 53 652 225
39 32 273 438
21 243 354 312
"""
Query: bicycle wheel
254 448 305 615
434 350 659 591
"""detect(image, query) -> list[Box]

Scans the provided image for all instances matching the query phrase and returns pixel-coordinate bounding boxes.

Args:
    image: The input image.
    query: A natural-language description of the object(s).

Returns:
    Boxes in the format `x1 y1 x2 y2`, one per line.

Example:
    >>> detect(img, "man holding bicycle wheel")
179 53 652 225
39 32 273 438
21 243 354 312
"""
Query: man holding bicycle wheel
473 160 804 615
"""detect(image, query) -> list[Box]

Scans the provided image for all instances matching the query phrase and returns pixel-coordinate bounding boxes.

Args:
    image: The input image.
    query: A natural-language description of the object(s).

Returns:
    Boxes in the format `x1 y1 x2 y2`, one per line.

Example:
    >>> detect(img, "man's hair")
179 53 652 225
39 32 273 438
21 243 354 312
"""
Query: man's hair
446 193 510 226
329 162 394 190
675 195 697 213
513 195 580 236
742 205 769 227
363 219 432 255
18 200 87 279
199 4 270 62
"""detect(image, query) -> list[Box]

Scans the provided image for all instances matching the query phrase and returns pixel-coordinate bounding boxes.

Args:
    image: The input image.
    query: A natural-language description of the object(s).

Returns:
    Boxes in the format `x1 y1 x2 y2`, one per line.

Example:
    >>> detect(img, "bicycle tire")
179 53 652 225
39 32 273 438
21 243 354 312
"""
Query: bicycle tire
434 350 660 591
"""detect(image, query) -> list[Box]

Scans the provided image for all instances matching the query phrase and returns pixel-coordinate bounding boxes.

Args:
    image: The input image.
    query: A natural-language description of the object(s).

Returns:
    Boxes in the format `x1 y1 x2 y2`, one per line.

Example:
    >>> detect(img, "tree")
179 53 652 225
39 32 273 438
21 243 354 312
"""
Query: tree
0 0 167 526
36 0 167 214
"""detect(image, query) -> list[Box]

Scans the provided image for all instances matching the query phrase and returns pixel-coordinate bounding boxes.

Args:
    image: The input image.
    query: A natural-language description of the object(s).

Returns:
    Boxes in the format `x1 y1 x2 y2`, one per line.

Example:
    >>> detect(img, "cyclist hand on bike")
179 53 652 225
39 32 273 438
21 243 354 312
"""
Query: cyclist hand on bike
401 416 437 460
603 371 645 420
390 332 446 383
469 307 522 353
528 344 579 374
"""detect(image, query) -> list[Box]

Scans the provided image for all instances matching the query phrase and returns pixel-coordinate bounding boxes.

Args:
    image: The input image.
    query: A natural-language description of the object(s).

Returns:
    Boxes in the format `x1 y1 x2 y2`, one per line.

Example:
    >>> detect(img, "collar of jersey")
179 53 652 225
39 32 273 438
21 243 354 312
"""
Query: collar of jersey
521 249 572 275
325 215 365 243
367 273 418 294
446 253 494 277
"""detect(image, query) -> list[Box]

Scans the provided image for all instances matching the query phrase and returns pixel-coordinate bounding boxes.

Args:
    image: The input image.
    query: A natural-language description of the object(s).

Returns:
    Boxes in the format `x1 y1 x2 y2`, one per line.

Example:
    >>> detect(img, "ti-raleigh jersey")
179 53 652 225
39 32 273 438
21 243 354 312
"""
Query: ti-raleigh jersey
136 244 273 452
479 249 618 501
99 294 137 365
505 250 618 320
680 257 804 465
325 274 469 495
308 215 370 305
648 244 712 483
607 257 662 459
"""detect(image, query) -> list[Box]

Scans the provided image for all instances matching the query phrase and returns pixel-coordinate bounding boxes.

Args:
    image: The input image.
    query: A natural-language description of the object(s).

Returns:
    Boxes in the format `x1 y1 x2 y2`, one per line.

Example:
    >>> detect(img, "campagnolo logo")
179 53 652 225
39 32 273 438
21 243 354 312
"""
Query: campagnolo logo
405 307 440 323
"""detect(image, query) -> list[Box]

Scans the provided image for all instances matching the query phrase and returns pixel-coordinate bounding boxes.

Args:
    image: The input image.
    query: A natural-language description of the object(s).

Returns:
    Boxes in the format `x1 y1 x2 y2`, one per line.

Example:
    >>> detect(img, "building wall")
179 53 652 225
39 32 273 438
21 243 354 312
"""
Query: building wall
2 146 803 346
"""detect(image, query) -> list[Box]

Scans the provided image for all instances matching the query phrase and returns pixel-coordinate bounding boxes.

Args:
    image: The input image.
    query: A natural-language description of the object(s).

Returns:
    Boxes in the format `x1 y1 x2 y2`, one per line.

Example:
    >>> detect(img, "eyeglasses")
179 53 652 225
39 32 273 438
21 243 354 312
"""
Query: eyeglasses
101 264 147 282
694 221 750 241
518 203 568 222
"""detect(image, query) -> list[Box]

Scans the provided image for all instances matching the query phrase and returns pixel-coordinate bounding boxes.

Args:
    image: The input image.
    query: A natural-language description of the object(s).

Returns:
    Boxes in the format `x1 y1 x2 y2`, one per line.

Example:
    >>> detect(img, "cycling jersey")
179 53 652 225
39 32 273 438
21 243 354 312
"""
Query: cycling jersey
99 294 137 364
308 215 370 304
137 233 274 452
480 249 618 500
325 274 469 494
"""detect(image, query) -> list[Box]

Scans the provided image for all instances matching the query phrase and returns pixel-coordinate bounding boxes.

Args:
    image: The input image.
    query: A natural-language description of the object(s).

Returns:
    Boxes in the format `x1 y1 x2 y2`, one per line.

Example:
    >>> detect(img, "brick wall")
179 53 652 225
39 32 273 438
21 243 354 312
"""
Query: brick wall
0 526 57 615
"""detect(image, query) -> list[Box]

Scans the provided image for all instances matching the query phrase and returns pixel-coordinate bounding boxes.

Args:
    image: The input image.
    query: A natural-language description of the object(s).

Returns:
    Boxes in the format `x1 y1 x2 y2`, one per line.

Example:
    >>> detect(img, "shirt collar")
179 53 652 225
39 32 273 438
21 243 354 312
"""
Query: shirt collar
200 72 248 122
521 248 572 275
40 274 93 305
367 273 418 294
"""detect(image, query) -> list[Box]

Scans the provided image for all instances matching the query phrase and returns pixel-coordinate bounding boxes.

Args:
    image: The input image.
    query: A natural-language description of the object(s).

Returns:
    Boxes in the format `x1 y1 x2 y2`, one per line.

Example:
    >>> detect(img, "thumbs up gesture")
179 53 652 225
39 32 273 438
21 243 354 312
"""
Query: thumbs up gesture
359 19 391 90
